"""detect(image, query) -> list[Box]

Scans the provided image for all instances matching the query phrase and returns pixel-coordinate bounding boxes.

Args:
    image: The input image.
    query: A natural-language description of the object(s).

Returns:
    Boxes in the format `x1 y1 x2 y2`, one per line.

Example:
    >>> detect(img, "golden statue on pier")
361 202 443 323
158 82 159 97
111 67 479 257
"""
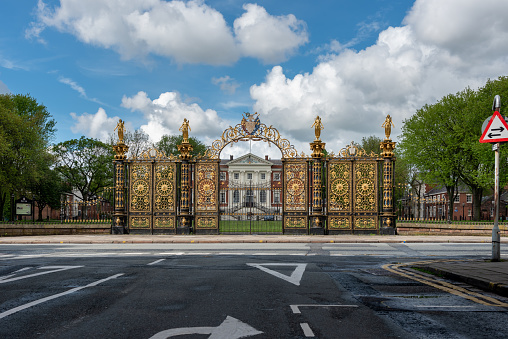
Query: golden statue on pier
311 116 324 141
382 115 394 140
180 118 191 143
114 119 125 143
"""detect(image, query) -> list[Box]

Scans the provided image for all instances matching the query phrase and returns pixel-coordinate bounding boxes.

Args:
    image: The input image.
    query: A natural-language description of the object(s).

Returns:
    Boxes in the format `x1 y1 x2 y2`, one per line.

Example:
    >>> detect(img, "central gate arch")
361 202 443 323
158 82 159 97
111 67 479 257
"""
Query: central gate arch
197 113 305 234
114 113 397 235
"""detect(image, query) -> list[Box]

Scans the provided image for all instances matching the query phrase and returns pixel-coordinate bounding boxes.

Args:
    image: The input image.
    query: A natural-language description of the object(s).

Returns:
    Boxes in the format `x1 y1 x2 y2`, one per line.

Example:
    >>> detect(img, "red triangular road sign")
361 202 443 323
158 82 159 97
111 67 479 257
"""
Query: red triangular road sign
479 111 508 143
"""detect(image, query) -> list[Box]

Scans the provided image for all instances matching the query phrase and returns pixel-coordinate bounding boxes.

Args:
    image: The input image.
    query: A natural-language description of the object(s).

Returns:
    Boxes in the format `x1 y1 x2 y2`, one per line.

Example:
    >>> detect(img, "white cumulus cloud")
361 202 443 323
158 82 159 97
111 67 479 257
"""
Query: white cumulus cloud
70 107 121 141
29 0 308 65
250 0 508 153
121 91 230 144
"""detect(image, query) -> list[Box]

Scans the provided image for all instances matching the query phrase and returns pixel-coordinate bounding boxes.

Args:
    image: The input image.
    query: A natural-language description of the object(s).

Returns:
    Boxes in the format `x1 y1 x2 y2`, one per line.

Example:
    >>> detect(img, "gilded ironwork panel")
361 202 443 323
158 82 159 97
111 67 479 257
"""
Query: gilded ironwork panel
284 216 307 228
129 163 151 212
353 161 378 213
154 216 175 229
327 161 352 212
328 216 352 230
130 216 150 228
284 161 308 211
353 216 378 230
154 162 176 212
195 162 219 212
196 216 218 229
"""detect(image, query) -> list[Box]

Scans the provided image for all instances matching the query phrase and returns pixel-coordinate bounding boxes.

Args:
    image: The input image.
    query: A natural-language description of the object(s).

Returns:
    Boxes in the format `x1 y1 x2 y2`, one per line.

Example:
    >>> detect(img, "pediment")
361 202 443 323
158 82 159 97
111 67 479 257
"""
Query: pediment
227 153 273 166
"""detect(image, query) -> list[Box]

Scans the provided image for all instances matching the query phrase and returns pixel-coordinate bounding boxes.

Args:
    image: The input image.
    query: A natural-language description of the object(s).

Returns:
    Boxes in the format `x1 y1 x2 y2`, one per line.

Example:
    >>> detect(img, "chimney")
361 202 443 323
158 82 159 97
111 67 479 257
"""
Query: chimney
230 155 233 160
265 155 268 160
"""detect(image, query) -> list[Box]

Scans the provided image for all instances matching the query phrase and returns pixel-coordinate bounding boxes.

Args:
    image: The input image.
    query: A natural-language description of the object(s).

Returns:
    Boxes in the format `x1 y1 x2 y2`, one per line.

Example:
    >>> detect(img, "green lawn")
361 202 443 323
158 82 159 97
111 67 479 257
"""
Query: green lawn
219 220 283 233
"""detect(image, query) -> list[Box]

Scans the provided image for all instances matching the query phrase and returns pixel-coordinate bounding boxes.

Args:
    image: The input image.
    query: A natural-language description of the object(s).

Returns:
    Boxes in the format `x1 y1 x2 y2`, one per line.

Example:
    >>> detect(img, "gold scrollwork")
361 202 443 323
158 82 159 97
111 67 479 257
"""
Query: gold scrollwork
154 217 175 229
285 216 307 228
205 120 300 159
196 163 218 211
196 217 217 229
354 217 377 229
284 162 307 211
130 216 150 228
329 217 351 229
354 162 377 212
330 141 378 158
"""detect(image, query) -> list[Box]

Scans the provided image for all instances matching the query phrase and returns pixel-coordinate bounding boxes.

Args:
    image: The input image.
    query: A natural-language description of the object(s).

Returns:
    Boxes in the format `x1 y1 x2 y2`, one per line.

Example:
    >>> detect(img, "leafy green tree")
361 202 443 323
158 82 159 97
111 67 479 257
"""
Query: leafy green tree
52 137 114 204
361 135 382 155
399 76 508 220
155 135 207 157
0 94 56 220
31 161 67 221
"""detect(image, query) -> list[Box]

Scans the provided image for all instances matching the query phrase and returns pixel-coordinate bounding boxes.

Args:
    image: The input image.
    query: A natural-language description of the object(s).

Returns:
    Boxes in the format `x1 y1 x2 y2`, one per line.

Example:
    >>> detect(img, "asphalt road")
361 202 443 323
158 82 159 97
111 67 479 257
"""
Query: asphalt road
1 243 508 338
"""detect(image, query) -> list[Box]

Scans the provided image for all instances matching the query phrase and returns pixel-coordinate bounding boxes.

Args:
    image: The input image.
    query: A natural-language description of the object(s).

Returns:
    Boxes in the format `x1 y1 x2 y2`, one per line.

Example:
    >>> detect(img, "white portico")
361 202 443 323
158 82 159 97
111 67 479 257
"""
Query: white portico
219 153 282 219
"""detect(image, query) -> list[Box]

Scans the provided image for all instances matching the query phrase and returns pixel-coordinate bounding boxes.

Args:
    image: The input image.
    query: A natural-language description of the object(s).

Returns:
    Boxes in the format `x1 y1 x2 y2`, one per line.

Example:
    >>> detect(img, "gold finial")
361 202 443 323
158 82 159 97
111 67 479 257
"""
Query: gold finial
381 114 394 140
114 119 125 143
180 118 191 143
311 116 323 141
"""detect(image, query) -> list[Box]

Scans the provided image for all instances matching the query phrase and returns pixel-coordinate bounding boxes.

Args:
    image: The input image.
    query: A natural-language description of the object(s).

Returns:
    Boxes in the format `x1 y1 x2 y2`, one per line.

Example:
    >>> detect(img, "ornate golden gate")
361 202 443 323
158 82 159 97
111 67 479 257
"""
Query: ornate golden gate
126 149 179 234
111 114 397 235
326 144 381 234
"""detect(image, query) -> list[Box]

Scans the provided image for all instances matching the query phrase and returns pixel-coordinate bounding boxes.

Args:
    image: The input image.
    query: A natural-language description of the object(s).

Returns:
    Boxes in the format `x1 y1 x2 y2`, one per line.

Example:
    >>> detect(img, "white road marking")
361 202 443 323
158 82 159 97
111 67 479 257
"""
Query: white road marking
0 266 83 284
149 316 262 339
158 252 186 255
290 304 359 314
300 323 315 337
247 263 307 286
148 259 166 266
0 273 124 320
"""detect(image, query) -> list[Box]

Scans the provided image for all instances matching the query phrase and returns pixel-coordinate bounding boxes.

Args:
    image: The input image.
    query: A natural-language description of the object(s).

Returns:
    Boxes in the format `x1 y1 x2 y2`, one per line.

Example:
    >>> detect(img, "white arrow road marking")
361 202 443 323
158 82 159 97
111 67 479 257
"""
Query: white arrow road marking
148 316 262 339
0 273 124 320
0 266 83 284
247 263 307 286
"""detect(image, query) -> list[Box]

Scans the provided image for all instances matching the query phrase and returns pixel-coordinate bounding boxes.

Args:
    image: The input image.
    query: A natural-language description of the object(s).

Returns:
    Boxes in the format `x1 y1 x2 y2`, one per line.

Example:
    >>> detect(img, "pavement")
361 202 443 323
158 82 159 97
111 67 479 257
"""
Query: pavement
1 234 508 299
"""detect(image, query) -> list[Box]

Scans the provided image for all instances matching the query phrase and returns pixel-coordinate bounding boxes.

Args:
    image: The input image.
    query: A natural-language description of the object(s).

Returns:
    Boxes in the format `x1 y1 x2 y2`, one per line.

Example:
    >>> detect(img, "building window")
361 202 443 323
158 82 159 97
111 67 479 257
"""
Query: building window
220 192 226 203
274 191 280 203
273 173 280 181
454 195 460 203
260 191 266 203
220 172 226 181
466 194 472 203
247 173 253 180
234 173 239 180
468 209 472 217
261 173 266 180
233 191 239 203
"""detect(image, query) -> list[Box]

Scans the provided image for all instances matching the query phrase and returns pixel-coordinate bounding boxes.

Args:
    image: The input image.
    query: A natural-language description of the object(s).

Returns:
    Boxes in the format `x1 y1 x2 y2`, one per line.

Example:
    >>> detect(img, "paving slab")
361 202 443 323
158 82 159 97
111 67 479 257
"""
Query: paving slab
0 234 506 244
420 260 508 298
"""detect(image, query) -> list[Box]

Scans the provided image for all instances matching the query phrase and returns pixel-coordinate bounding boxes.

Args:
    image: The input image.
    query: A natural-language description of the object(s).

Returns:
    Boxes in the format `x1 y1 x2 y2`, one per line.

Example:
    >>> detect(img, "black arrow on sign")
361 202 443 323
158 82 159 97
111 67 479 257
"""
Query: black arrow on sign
491 127 505 132
489 133 501 138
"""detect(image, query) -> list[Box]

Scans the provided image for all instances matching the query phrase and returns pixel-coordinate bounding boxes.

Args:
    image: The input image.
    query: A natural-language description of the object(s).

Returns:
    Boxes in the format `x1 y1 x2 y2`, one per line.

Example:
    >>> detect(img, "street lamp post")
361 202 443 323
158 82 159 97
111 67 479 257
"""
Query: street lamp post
462 203 465 221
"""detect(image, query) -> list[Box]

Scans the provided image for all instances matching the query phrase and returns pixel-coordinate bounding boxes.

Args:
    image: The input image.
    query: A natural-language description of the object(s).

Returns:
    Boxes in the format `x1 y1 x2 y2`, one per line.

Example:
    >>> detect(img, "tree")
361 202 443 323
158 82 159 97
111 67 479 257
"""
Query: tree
361 135 382 155
155 135 207 157
0 94 56 220
31 161 67 221
52 137 114 204
399 76 508 220
109 128 152 159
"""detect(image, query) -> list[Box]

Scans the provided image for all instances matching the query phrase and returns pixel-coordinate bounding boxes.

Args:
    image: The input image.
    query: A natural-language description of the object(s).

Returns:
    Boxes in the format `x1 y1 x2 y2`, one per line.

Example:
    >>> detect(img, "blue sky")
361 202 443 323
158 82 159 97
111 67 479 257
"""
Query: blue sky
1 0 507 158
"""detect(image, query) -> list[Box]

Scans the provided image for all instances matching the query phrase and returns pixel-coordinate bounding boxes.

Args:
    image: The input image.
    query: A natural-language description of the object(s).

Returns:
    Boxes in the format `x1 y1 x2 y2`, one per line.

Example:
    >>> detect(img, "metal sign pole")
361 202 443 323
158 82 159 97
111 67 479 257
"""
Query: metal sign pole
492 95 501 261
